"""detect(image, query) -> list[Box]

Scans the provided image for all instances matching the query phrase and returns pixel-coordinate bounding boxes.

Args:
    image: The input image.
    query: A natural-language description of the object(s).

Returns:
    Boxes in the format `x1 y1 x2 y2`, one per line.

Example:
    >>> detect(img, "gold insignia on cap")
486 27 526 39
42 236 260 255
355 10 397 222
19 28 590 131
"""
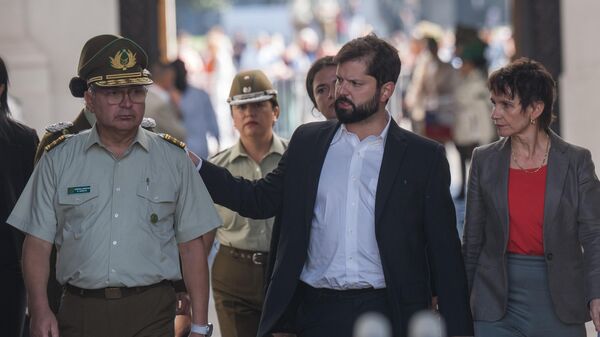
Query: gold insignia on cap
109 49 137 71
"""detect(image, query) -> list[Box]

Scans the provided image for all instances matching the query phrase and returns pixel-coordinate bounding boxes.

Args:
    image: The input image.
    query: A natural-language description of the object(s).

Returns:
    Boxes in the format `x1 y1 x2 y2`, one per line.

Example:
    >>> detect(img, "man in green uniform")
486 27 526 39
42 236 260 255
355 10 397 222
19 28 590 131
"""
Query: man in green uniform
209 70 287 337
7 34 220 337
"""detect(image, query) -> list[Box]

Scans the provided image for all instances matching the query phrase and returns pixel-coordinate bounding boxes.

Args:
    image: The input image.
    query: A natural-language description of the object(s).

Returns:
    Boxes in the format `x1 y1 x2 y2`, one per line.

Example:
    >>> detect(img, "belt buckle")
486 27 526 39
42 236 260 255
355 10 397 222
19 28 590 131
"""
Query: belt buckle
251 252 264 265
105 287 122 299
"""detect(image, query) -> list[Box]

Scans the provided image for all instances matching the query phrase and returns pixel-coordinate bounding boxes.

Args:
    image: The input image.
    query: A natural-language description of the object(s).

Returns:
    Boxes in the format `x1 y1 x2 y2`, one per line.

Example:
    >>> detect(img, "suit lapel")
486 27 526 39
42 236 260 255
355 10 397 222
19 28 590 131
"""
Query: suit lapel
543 131 569 230
375 120 407 225
493 138 511 245
304 122 340 230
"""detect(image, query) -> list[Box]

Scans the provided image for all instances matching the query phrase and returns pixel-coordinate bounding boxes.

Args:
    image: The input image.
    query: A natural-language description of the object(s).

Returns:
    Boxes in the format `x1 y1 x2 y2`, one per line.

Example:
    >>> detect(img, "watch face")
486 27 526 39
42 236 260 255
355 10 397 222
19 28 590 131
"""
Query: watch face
207 323 213 336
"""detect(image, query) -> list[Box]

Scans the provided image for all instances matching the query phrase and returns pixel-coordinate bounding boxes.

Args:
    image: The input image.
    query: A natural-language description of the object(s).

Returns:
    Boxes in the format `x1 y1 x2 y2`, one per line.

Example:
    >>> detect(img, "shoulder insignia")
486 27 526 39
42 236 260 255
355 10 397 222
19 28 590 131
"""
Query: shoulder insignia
160 133 186 150
141 117 156 129
44 134 72 152
45 121 74 134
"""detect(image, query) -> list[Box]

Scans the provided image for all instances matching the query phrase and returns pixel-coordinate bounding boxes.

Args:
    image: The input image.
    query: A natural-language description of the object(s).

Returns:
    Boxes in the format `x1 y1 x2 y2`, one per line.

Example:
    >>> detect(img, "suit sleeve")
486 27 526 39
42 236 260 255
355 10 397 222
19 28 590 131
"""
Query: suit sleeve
462 147 486 289
576 149 600 303
198 124 306 219
424 145 473 336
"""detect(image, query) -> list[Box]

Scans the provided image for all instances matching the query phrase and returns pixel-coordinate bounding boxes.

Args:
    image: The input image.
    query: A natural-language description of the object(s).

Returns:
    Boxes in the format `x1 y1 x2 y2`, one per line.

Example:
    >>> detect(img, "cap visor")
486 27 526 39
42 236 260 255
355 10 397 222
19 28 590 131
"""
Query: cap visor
228 94 274 106
93 77 153 87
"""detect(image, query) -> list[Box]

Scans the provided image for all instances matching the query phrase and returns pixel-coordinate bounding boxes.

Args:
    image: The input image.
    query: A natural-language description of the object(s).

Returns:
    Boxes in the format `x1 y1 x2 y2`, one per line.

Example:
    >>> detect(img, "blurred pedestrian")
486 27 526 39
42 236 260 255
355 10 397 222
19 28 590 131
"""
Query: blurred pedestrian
146 62 187 140
0 55 39 337
405 36 458 139
463 58 600 337
452 40 495 200
171 59 220 159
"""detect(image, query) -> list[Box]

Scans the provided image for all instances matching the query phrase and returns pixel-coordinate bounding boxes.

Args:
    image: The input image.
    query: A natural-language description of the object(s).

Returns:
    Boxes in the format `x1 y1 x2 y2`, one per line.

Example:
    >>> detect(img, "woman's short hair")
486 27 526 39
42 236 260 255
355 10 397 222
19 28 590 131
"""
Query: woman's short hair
488 57 556 130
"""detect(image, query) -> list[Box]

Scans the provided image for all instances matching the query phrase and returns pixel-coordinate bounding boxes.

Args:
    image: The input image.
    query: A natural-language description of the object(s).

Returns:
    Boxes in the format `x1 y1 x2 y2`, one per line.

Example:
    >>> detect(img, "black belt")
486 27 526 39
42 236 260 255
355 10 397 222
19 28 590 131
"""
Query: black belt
300 282 387 298
222 246 268 265
65 280 171 300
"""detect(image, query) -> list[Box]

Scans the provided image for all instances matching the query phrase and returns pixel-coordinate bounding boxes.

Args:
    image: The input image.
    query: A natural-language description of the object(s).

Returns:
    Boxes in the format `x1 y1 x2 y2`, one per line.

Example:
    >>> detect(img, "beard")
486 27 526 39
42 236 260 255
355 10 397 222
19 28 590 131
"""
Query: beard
334 89 381 124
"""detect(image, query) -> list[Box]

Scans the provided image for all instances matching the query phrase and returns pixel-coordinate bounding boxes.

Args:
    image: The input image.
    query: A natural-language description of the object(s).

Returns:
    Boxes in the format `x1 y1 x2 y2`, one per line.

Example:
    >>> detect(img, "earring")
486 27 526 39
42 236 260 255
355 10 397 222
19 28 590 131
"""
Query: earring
530 118 536 125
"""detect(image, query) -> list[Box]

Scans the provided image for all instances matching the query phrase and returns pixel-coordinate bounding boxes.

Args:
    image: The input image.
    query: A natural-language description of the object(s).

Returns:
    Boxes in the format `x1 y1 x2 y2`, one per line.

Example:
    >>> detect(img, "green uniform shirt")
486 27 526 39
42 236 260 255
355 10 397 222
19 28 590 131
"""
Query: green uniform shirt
8 126 221 289
210 135 287 252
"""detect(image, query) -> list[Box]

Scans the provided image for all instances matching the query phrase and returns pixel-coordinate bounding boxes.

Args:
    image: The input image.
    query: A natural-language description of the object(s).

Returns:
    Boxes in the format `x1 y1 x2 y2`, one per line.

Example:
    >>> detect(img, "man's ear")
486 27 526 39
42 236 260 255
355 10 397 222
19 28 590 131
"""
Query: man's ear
84 90 94 113
273 105 280 121
379 82 395 103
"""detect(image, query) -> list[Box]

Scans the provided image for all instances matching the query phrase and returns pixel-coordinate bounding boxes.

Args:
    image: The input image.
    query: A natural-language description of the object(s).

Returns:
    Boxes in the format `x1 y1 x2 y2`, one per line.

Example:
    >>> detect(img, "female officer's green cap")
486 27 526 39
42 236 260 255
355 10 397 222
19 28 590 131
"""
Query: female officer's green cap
69 34 153 97
227 69 277 106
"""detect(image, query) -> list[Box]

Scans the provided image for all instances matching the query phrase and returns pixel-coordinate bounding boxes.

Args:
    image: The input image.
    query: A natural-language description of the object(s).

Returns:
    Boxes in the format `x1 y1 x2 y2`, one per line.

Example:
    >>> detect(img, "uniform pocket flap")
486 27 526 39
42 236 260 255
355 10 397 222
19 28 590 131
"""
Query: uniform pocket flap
136 182 176 203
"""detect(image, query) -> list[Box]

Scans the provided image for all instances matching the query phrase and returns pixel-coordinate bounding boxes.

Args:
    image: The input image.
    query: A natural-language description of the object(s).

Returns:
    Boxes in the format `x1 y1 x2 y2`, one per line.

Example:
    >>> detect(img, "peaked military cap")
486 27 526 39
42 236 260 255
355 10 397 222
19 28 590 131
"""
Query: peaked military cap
69 34 153 97
227 70 277 106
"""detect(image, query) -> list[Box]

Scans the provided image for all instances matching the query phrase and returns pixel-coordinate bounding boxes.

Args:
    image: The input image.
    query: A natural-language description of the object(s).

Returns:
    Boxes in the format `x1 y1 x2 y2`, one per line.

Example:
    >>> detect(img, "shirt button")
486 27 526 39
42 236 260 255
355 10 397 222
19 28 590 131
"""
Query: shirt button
114 213 119 218
116 187 120 192
546 253 553 261
112 241 118 245
111 269 116 273
105 280 109 284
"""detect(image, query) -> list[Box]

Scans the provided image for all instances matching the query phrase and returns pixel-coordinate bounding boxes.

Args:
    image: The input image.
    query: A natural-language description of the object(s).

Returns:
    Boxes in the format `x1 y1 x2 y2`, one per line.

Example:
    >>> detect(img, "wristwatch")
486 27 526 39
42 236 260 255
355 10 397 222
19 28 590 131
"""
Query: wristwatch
190 323 213 336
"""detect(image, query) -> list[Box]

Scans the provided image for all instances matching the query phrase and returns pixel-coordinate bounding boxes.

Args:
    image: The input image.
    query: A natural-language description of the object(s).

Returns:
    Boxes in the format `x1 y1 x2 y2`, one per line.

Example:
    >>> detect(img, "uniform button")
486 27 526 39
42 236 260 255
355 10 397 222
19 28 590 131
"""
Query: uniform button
116 187 120 192
111 269 116 273
260 229 265 234
546 253 553 261
105 280 109 284
112 241 117 245
114 213 119 218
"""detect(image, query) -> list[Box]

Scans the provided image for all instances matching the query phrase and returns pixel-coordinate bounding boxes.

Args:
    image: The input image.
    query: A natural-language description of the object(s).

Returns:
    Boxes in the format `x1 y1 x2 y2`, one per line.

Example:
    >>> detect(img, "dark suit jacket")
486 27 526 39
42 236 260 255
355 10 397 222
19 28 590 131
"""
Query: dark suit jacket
1 118 38 276
462 131 600 324
201 119 473 337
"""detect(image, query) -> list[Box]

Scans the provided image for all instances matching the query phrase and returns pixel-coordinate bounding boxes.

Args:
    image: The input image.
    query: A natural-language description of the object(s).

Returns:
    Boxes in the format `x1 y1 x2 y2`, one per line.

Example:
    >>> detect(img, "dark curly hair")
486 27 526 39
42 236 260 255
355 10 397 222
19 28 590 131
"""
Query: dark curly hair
488 57 556 130
334 33 401 87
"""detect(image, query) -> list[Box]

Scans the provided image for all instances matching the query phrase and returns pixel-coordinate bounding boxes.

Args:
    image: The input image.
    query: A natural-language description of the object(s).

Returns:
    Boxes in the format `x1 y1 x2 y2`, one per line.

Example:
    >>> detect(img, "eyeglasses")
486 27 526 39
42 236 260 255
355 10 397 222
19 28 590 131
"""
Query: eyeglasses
92 86 148 105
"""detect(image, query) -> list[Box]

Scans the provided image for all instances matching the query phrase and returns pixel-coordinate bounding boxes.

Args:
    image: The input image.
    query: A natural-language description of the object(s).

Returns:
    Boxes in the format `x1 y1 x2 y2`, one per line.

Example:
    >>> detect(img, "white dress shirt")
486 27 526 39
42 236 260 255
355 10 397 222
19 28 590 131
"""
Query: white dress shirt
300 116 391 289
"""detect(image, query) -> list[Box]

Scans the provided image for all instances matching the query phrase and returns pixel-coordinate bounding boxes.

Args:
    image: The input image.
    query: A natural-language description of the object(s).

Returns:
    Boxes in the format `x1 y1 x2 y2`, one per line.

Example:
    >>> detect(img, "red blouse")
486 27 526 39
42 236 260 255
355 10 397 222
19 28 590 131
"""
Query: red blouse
507 166 547 256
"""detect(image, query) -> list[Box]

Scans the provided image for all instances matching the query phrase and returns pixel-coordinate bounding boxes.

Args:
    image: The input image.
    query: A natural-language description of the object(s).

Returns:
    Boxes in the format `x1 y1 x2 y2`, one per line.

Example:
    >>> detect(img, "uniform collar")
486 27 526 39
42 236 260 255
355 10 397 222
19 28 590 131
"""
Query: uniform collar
84 124 151 152
229 133 286 162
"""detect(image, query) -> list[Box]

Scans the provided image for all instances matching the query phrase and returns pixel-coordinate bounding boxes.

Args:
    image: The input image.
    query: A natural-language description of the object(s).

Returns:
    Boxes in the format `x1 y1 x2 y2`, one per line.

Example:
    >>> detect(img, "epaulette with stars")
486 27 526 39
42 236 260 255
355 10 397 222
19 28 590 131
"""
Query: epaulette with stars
44 134 73 152
160 133 186 150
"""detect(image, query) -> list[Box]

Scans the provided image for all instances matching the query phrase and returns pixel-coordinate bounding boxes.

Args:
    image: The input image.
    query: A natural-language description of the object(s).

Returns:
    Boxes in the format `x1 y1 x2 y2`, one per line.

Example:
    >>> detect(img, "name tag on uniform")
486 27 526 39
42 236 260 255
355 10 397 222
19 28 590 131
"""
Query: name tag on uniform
67 186 91 194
